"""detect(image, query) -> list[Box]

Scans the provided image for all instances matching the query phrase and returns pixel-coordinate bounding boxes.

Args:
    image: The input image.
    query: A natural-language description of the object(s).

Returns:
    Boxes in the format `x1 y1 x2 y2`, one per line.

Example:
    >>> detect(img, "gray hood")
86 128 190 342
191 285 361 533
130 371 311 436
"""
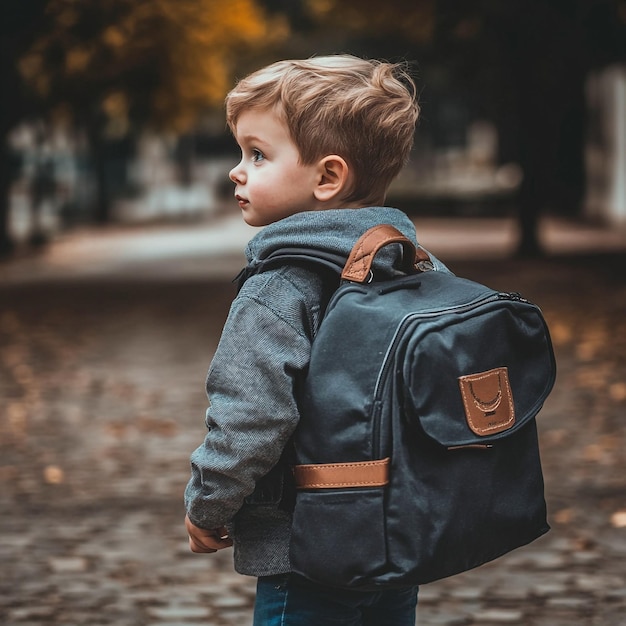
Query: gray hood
245 207 418 273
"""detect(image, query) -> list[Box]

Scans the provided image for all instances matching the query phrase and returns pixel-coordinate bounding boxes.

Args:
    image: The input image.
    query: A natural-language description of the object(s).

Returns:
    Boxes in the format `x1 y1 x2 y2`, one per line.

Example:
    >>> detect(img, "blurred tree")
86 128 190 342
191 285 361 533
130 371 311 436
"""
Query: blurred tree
487 0 587 256
17 0 288 224
306 0 435 45
0 1 47 257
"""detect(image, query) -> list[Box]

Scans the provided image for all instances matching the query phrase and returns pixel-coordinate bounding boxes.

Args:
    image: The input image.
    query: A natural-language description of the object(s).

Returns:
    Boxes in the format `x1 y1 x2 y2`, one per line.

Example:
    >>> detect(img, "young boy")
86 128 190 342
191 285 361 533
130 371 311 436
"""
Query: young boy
184 55 443 625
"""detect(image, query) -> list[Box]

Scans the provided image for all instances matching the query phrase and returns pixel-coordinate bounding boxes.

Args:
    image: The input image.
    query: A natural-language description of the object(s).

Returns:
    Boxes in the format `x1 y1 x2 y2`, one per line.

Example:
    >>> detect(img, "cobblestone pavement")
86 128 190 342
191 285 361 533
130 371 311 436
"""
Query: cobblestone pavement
1 219 625 625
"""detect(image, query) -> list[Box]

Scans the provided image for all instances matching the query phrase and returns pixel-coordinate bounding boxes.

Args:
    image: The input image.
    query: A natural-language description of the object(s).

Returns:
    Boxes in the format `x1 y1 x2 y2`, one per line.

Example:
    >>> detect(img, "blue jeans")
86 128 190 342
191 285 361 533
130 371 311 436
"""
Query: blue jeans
253 574 418 626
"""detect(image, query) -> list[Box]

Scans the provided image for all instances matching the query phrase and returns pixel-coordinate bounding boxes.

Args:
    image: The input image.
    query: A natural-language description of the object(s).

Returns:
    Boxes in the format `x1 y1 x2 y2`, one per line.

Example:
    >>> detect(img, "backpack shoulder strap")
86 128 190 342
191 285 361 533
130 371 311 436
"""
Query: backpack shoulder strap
234 248 345 292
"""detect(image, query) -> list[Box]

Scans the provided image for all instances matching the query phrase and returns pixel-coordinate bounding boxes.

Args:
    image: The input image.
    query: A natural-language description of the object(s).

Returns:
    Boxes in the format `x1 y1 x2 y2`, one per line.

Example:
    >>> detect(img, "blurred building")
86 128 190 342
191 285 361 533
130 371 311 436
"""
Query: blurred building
585 64 626 226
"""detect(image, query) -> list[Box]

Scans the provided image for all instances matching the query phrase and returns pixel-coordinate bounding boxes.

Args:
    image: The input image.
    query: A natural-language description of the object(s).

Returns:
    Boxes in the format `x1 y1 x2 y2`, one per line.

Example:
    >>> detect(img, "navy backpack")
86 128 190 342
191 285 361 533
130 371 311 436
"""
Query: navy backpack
242 224 556 589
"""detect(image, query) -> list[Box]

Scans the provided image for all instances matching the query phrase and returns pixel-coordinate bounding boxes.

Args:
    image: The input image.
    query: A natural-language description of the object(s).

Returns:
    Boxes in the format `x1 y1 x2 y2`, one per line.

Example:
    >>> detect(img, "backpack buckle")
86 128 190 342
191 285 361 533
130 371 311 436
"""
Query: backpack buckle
415 259 435 272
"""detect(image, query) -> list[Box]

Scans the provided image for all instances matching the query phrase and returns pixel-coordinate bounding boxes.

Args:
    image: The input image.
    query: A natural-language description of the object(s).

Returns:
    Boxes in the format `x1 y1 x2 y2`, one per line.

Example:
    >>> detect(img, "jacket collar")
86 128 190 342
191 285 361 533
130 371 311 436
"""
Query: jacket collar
245 207 417 272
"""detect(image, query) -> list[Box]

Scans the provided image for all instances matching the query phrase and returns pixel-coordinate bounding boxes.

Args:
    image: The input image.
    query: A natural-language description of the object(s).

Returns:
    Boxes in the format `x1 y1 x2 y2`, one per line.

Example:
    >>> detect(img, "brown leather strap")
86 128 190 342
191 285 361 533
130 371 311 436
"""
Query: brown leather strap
293 458 390 489
341 225 418 283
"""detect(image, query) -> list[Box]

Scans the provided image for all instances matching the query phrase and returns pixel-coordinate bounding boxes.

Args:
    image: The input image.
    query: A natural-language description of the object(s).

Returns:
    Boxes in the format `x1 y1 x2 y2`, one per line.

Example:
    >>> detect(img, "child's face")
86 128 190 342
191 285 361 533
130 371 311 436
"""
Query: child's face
229 108 321 226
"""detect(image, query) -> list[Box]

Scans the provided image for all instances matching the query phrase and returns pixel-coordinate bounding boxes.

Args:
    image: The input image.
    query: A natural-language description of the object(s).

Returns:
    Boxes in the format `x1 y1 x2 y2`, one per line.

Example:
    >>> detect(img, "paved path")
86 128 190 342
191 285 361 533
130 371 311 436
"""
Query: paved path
1 215 625 625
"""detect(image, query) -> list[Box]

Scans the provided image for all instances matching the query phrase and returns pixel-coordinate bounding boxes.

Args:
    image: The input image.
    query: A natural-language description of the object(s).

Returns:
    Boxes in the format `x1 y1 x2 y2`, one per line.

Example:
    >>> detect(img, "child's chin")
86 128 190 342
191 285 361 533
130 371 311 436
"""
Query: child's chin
241 208 278 227
241 212 266 228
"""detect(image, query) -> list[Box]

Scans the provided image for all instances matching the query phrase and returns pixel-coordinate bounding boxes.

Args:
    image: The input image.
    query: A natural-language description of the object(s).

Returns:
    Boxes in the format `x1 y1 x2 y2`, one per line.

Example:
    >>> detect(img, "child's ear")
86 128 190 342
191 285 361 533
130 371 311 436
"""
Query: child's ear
313 155 351 202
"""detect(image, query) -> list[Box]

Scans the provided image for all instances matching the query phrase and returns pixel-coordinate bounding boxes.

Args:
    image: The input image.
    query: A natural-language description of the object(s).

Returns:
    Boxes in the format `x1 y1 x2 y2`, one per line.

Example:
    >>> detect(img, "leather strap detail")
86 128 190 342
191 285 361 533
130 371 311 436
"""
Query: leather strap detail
293 458 390 489
458 367 515 436
341 225 418 283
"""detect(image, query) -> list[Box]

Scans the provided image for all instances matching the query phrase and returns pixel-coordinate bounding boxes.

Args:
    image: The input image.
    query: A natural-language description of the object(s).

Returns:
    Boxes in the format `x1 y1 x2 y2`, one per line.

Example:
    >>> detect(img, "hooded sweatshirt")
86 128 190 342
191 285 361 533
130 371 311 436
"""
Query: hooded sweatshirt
184 207 447 576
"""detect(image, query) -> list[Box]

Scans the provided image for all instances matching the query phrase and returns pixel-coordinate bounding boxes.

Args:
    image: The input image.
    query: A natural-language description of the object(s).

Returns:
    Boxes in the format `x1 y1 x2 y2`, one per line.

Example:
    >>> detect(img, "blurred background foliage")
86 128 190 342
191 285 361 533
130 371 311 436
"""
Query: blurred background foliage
1 0 626 256
18 0 290 130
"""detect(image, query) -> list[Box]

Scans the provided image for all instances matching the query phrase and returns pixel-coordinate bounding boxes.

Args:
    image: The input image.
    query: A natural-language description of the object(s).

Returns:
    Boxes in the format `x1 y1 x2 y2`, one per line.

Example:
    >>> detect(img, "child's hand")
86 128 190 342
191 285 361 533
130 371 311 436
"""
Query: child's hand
185 514 233 553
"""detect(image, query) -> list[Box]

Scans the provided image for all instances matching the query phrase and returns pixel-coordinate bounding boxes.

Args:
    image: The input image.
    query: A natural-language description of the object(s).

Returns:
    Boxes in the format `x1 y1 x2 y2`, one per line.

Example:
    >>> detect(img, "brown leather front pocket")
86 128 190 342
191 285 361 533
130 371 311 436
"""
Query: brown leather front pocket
458 367 515 436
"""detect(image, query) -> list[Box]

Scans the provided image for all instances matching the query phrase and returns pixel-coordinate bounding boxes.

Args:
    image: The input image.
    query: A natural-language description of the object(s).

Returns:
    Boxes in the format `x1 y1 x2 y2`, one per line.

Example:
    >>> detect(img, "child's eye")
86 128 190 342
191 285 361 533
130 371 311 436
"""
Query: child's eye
251 149 265 163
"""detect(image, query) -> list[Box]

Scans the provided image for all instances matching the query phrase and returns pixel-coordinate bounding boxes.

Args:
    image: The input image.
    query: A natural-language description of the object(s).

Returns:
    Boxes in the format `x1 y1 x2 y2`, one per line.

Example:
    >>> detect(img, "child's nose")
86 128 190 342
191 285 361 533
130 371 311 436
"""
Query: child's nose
229 162 245 184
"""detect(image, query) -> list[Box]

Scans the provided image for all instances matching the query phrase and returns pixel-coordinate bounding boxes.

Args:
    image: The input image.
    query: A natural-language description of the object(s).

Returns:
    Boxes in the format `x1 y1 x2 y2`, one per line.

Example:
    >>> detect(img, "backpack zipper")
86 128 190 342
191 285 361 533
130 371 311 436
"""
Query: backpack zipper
498 291 529 303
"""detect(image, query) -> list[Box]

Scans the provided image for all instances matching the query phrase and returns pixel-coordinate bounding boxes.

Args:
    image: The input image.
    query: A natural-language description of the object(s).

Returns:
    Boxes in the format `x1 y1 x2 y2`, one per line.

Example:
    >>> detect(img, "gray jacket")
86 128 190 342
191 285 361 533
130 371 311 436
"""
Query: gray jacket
184 207 447 577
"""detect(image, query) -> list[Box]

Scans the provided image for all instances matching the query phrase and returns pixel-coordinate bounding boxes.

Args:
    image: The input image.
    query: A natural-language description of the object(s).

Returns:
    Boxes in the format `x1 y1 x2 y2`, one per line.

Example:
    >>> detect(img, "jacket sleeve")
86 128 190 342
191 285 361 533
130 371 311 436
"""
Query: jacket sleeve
184 273 315 530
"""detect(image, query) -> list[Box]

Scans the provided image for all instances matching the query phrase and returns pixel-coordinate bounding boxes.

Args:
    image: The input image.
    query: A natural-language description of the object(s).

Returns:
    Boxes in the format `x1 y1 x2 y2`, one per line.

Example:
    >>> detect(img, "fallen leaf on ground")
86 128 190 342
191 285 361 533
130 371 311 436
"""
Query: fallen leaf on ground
43 465 65 484
553 508 574 524
610 511 626 528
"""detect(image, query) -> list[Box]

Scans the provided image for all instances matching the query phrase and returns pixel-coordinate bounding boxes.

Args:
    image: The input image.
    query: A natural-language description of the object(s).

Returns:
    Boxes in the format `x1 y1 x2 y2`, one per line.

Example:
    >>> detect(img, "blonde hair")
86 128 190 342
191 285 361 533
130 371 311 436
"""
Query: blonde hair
225 55 419 205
